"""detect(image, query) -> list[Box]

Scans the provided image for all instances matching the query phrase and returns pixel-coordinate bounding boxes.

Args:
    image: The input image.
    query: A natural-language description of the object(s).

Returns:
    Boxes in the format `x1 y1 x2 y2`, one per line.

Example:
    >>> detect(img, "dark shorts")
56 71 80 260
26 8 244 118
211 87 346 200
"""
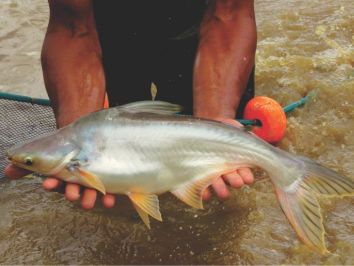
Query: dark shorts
93 0 254 118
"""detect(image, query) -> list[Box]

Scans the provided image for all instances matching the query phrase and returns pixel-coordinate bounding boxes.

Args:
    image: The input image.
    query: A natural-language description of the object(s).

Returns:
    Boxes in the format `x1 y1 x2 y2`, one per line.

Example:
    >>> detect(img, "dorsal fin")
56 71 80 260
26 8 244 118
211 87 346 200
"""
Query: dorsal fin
120 101 182 115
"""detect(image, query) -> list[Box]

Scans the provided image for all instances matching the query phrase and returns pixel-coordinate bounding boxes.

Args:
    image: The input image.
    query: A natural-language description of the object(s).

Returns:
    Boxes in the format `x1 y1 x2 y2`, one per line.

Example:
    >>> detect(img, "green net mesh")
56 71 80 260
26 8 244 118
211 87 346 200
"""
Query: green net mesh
0 98 56 177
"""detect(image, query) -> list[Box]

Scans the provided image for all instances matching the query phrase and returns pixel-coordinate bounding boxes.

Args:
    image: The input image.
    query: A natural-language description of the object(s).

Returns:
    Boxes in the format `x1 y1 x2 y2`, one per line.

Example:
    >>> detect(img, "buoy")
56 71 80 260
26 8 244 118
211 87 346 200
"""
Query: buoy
104 93 109 109
243 96 287 143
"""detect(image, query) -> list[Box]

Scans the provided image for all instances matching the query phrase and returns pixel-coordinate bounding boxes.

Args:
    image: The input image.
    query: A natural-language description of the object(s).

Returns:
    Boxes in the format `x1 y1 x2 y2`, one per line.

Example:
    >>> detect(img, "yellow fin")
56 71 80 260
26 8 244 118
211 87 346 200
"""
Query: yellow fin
23 173 36 179
302 163 354 197
128 193 162 223
271 156 353 253
275 186 329 254
133 203 151 229
71 167 106 195
171 175 216 209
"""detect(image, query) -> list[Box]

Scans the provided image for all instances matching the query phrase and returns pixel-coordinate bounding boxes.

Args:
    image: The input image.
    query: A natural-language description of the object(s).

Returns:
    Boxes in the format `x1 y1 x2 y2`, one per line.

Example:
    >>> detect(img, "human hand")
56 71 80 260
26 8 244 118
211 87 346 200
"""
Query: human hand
202 118 254 200
4 164 116 209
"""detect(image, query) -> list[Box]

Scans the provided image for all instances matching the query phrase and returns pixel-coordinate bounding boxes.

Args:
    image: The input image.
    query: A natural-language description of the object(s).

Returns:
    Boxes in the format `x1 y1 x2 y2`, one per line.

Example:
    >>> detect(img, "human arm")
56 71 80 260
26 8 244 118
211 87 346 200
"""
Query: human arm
5 0 114 209
193 0 257 199
43 0 105 128
43 0 110 208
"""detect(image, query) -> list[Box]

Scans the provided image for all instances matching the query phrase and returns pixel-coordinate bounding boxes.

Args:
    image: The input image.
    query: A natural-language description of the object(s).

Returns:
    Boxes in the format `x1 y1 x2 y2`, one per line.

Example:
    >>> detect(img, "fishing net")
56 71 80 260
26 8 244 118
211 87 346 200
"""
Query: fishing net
0 98 55 178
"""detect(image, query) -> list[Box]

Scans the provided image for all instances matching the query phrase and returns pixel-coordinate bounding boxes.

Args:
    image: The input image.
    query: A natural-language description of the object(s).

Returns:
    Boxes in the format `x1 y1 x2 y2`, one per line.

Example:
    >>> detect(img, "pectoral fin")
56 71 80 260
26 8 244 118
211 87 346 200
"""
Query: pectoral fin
128 193 162 227
68 166 106 195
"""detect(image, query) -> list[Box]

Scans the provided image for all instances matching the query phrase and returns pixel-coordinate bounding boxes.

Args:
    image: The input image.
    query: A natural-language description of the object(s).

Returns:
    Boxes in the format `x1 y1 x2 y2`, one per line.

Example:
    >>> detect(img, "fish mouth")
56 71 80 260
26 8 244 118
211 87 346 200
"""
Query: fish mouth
9 150 79 176
6 150 27 169
6 150 20 166
9 159 33 172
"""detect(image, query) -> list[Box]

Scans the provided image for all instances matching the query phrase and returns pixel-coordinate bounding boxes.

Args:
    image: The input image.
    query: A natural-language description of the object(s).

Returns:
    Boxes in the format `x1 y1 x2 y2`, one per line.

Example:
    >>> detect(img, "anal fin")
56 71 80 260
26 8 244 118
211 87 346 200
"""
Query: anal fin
171 174 217 209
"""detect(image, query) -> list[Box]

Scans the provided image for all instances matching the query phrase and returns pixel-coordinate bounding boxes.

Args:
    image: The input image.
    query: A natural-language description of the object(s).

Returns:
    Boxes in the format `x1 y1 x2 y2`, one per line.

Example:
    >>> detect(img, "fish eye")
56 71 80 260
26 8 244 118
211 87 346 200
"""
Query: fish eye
24 157 33 166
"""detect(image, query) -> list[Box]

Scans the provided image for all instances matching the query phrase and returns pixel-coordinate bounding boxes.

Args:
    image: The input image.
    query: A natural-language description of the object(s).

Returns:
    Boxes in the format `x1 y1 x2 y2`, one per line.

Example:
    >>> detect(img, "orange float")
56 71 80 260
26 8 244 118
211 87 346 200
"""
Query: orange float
243 96 287 143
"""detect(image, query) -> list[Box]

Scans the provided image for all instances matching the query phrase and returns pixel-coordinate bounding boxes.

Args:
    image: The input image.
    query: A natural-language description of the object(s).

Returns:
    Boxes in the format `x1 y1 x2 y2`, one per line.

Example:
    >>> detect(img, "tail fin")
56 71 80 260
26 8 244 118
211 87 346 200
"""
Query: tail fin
274 157 354 254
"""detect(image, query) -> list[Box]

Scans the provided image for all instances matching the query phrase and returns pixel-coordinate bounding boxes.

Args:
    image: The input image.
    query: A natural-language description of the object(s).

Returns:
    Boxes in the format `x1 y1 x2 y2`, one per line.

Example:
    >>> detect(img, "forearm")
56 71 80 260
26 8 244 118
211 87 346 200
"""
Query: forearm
193 0 256 119
41 3 105 128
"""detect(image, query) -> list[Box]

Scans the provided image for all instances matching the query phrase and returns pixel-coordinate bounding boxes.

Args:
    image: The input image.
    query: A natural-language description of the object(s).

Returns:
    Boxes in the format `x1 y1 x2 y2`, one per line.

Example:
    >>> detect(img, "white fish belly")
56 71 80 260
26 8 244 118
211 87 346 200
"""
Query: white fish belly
85 139 232 194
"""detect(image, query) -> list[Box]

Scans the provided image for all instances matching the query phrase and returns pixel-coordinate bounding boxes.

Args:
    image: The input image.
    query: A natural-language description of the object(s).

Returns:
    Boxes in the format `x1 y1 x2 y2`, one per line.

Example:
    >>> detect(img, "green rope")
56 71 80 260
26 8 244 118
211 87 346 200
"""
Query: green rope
0 90 316 126
237 91 316 126
283 91 316 113
0 91 50 106
237 119 261 126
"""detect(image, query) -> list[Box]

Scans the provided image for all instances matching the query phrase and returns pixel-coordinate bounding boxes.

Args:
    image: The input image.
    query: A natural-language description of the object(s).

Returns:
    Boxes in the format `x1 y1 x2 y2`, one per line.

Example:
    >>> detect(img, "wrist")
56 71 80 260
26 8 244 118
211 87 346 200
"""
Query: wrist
193 105 237 120
193 78 243 121
193 91 239 120
56 104 103 128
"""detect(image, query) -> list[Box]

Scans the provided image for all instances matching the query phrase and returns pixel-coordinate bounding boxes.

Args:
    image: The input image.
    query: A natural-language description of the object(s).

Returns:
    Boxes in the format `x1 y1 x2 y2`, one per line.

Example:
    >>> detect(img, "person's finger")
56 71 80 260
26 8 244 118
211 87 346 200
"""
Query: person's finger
237 167 254 184
81 188 97 210
4 165 31 179
102 193 116 208
212 177 230 199
65 183 81 202
202 187 211 200
43 178 62 190
223 171 244 188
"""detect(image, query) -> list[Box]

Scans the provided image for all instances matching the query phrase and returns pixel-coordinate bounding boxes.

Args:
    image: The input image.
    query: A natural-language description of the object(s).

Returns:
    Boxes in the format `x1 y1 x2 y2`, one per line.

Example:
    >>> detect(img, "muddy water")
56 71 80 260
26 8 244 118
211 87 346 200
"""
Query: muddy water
0 0 48 98
0 0 353 264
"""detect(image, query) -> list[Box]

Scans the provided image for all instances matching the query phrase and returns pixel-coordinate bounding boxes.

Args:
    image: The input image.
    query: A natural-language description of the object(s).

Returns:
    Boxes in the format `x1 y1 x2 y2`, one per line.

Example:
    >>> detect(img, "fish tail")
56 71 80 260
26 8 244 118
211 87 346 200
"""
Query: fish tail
273 156 353 254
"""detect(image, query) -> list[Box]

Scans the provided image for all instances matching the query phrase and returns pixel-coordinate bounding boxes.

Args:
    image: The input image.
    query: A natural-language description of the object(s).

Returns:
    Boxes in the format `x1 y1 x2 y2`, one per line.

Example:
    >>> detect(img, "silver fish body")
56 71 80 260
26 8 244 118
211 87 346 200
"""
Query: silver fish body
7 101 354 254
69 111 281 194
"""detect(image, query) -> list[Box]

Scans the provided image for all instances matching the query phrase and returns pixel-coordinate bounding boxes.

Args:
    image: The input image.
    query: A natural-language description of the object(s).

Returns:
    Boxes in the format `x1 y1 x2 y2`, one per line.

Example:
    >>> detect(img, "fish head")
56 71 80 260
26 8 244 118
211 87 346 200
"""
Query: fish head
7 132 79 175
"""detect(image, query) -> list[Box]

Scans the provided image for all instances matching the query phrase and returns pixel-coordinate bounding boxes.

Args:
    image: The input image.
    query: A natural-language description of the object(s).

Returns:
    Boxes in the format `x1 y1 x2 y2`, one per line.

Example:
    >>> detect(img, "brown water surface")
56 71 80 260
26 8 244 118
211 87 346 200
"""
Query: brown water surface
0 0 353 264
